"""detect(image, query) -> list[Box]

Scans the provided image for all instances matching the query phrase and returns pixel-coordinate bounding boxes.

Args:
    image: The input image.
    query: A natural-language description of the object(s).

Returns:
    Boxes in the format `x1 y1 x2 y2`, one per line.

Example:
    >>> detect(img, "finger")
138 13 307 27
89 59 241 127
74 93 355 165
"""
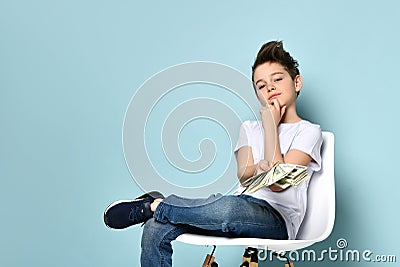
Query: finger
268 100 278 111
281 105 287 116
259 164 267 171
273 98 281 107
267 100 276 109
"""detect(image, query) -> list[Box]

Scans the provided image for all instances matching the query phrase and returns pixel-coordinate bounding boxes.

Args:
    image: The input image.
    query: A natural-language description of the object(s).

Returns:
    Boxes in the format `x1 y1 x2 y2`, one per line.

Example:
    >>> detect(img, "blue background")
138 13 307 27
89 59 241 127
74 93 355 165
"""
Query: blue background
1 0 399 266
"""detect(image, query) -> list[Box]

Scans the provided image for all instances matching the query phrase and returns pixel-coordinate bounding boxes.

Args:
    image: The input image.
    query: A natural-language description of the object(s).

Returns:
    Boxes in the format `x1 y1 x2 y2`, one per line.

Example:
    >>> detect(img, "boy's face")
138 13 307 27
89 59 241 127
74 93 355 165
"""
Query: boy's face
253 62 302 107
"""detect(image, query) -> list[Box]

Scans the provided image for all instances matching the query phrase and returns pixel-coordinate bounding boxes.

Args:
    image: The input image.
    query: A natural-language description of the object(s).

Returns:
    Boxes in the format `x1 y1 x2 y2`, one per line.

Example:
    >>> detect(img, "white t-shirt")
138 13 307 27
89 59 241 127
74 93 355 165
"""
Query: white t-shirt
234 120 323 239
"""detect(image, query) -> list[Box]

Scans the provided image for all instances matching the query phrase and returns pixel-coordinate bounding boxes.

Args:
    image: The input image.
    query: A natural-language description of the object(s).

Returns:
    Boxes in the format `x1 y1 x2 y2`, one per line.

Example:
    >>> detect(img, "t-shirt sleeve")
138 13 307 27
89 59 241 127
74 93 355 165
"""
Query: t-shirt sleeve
290 124 323 172
234 122 250 155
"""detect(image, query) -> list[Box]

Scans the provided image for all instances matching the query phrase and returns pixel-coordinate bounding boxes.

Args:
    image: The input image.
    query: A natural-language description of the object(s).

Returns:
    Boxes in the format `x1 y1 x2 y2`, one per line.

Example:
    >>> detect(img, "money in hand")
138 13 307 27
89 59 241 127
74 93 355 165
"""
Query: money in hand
242 163 310 193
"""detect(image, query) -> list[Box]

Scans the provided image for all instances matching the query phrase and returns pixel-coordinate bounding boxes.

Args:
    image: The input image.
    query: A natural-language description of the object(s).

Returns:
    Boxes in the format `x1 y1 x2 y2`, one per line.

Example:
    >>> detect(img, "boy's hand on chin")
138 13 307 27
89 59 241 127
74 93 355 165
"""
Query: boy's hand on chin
260 99 286 127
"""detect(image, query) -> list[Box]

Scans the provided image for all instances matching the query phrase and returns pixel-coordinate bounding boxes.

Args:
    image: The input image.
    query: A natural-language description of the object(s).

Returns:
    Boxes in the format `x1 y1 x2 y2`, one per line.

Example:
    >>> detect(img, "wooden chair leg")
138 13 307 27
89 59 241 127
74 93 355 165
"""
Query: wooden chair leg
202 245 216 267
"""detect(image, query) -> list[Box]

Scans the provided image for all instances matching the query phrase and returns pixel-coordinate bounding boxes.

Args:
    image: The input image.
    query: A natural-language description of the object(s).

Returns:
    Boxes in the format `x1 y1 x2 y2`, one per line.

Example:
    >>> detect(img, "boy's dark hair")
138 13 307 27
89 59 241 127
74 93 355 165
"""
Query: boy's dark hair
251 41 300 94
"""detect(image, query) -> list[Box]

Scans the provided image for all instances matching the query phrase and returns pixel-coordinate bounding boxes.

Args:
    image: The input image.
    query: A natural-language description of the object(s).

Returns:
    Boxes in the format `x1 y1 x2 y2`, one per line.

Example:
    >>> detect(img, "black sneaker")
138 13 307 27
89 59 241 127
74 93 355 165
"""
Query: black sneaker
104 191 164 229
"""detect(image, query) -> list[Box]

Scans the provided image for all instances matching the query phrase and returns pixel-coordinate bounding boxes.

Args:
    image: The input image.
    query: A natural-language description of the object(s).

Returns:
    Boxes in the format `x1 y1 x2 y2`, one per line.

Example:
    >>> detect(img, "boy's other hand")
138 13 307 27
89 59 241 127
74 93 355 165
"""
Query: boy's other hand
255 159 270 175
269 184 285 192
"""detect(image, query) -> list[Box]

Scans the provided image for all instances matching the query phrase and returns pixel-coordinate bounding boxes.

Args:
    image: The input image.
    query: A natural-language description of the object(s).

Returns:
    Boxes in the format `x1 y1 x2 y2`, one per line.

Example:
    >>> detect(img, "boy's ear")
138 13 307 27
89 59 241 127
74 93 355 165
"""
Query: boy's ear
294 75 303 93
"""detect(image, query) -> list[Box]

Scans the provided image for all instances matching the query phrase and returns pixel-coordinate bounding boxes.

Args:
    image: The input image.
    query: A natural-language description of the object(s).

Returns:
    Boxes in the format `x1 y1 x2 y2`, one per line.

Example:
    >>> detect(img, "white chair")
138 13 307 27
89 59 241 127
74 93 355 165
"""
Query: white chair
176 131 335 254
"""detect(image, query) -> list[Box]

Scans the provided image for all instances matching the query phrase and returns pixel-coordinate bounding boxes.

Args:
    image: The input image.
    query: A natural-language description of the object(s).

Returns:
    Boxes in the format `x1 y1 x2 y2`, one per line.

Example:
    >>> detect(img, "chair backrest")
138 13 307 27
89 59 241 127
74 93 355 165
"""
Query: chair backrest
296 131 335 241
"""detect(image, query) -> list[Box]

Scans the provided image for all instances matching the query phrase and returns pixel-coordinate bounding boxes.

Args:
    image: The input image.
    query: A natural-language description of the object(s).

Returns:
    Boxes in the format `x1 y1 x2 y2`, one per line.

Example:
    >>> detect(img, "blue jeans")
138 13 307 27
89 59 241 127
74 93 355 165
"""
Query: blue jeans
140 193 288 267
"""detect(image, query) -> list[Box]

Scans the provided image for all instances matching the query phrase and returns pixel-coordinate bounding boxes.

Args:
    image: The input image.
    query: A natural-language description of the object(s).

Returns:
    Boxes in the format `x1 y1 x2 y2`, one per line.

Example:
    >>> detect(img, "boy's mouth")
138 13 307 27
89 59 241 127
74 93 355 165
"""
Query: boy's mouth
268 93 281 100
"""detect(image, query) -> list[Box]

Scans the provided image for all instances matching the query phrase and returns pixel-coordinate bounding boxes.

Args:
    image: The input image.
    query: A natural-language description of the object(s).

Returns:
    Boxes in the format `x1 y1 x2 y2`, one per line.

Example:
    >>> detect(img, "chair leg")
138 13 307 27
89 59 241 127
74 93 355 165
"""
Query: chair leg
241 247 258 267
202 245 217 267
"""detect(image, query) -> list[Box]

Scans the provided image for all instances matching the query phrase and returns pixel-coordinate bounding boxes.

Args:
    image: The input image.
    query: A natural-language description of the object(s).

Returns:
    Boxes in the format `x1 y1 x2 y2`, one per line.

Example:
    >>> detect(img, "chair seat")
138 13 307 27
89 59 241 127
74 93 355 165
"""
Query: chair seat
176 233 317 251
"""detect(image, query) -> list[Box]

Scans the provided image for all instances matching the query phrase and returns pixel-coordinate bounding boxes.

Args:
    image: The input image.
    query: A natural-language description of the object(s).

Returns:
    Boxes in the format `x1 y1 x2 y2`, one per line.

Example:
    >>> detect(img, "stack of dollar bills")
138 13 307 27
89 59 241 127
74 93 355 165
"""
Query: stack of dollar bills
241 162 310 194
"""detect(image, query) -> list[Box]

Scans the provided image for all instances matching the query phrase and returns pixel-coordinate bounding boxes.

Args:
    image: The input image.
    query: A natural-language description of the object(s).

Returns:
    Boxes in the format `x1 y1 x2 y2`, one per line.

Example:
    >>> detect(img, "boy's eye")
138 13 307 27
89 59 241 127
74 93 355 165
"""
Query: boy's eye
274 77 283 82
258 84 266 90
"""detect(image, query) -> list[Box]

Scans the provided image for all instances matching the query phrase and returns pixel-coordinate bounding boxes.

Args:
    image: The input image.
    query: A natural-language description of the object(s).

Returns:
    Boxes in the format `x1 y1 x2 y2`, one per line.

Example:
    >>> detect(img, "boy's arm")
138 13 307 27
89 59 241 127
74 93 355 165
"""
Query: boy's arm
268 150 313 191
236 145 312 188
261 99 313 191
236 145 277 184
236 146 257 185
261 99 285 166
236 99 314 189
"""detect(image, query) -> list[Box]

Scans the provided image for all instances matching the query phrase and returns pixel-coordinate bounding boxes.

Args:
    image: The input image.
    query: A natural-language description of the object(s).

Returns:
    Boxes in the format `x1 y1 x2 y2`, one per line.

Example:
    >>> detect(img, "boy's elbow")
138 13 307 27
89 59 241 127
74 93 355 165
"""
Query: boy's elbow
237 167 246 180
237 172 246 185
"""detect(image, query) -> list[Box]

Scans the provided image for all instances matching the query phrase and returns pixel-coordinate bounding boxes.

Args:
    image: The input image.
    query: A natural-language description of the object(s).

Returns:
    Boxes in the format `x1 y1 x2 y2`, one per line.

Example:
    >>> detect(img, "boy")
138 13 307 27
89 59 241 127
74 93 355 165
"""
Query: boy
104 41 323 267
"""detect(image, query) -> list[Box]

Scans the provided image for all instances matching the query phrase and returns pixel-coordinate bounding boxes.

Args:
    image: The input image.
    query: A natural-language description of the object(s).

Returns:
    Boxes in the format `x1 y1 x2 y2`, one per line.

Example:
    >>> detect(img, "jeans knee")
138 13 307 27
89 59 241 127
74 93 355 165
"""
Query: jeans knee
141 218 166 249
141 218 184 248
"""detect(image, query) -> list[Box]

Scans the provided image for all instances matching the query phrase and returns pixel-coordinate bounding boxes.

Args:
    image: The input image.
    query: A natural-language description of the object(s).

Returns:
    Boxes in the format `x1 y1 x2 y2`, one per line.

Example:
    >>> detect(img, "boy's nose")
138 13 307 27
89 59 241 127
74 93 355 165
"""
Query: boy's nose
267 84 276 92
